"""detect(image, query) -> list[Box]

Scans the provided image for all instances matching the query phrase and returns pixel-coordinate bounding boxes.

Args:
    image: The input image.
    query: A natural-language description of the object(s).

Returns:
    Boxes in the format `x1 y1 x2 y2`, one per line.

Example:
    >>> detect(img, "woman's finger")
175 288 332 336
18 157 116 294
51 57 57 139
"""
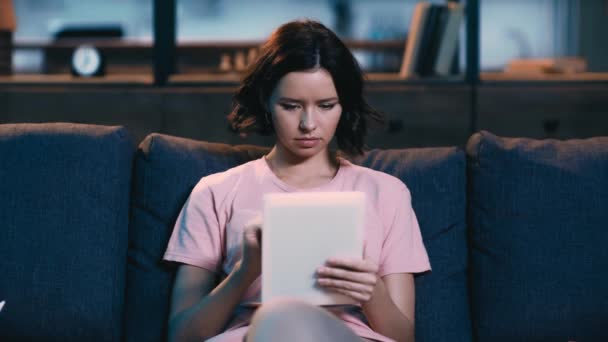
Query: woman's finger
316 266 376 286
317 277 373 295
243 225 262 246
325 257 378 273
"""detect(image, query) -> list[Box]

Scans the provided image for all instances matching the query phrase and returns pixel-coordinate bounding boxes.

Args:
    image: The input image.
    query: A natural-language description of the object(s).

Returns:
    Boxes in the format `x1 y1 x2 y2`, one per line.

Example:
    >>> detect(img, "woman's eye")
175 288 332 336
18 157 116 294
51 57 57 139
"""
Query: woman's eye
320 103 336 110
280 103 299 111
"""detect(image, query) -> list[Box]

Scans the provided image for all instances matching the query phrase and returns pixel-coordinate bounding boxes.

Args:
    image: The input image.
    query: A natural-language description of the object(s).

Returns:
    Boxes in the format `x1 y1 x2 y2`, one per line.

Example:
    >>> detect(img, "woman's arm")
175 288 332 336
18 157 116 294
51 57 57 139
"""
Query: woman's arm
361 273 415 342
168 219 263 342
167 263 257 342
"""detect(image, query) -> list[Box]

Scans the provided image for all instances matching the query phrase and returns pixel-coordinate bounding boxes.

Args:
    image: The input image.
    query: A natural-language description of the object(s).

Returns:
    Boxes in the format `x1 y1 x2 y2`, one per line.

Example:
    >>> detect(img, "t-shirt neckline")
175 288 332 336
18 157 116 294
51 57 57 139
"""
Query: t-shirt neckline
260 155 348 192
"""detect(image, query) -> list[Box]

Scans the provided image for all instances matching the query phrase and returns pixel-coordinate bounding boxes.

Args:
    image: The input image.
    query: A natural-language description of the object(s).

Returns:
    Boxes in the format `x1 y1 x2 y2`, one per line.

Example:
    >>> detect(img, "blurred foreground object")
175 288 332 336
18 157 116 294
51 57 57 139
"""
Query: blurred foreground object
0 0 16 75
505 57 588 74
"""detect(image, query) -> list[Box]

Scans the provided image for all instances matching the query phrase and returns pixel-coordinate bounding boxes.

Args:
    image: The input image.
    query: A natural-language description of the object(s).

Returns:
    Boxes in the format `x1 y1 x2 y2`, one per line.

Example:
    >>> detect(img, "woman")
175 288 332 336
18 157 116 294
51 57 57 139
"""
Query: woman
163 20 431 342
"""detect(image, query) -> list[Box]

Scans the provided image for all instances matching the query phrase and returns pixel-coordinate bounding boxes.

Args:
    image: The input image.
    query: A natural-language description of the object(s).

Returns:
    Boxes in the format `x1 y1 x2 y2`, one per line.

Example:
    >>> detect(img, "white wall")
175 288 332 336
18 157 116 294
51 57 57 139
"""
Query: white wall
479 0 578 71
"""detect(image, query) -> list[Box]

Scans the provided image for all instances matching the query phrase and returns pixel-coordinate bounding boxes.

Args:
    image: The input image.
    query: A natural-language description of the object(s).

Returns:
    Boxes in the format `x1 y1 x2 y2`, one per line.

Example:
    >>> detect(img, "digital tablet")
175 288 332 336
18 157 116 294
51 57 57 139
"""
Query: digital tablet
261 191 365 306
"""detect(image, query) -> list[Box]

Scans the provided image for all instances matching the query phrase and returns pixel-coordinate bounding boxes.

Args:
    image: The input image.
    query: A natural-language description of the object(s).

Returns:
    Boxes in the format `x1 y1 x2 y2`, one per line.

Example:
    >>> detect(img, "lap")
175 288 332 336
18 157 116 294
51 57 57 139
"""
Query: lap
245 299 376 342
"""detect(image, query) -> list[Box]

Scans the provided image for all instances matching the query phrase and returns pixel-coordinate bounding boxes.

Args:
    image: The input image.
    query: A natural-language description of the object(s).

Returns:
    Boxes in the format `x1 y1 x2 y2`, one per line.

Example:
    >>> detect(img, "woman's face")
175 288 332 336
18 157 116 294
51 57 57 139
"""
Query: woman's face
268 68 342 161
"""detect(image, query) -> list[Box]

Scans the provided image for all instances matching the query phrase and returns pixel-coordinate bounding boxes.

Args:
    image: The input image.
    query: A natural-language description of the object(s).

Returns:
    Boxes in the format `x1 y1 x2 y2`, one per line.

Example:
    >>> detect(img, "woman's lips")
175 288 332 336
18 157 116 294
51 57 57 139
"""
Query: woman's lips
294 138 320 148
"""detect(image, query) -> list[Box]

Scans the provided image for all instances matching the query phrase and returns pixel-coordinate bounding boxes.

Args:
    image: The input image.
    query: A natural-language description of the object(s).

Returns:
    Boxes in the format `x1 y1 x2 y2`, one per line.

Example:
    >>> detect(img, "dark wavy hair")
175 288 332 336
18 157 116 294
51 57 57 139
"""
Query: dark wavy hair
227 20 383 156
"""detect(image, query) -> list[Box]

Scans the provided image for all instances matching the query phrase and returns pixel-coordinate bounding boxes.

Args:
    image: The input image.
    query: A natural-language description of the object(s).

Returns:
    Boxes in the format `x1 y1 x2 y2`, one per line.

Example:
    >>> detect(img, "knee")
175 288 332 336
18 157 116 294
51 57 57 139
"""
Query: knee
246 299 358 342
252 298 322 325
246 299 314 341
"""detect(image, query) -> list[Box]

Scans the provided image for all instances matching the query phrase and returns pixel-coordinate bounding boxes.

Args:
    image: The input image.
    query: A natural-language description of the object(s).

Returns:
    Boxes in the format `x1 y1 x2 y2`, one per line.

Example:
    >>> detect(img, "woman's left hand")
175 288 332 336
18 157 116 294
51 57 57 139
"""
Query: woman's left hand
315 257 379 304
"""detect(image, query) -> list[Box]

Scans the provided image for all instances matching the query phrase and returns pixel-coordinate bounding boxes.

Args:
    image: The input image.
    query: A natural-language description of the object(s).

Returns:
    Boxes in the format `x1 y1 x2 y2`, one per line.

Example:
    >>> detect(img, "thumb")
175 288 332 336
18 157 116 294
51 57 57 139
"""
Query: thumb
243 214 263 244
243 223 261 239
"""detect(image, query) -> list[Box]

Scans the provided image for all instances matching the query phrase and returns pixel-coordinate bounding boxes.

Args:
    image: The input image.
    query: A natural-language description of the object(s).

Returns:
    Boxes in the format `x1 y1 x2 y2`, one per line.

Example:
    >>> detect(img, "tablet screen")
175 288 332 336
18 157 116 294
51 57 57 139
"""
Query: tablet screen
261 191 365 306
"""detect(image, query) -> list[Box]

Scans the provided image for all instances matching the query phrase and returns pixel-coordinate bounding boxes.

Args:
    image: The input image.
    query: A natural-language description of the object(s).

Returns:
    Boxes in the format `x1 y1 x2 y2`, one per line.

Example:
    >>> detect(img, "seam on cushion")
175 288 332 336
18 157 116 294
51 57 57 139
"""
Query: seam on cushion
443 268 469 281
135 133 157 164
427 221 462 240
477 131 485 170
112 125 128 141
127 136 160 267
126 244 157 269
467 133 482 342
146 133 158 161
130 198 172 227
110 127 132 323
127 208 179 275
139 134 156 218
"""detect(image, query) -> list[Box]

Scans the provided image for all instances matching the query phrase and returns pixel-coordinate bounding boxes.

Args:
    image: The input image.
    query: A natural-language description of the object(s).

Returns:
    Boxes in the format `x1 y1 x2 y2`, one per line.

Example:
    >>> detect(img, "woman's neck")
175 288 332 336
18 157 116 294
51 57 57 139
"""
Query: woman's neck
265 146 339 189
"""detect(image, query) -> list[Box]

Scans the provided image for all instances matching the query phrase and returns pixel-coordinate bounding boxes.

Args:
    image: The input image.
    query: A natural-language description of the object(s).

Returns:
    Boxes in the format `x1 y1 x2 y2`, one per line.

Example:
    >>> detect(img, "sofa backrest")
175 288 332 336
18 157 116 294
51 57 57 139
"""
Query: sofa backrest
467 131 608 342
4 123 607 342
123 133 471 342
0 123 134 341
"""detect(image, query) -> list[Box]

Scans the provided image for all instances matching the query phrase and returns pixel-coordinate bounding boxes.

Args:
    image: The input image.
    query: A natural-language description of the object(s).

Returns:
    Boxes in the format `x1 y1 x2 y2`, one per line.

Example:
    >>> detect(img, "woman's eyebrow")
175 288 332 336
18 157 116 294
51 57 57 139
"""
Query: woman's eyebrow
317 97 339 102
277 97 339 103
277 97 302 103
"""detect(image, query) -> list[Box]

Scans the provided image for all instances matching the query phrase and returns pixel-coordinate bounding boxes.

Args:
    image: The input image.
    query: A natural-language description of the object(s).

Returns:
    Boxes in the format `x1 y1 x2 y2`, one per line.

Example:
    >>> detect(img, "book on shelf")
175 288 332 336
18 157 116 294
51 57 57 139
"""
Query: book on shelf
434 2 465 76
399 2 431 78
416 4 446 76
0 0 17 31
504 57 587 74
400 1 464 79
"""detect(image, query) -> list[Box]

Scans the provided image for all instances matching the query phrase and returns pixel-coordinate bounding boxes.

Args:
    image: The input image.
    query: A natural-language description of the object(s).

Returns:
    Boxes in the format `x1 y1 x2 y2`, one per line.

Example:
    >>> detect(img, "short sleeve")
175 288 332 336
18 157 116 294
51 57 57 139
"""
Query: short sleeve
163 178 223 273
378 186 431 277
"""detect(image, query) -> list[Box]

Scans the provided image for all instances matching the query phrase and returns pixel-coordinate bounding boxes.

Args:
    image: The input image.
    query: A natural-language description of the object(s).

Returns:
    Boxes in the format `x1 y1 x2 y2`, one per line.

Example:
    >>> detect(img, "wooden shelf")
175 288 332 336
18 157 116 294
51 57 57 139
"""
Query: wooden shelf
0 72 467 88
0 74 153 86
7 71 606 88
168 72 466 87
13 39 406 77
14 39 404 51
481 72 608 84
169 72 241 87
14 39 152 51
365 73 466 84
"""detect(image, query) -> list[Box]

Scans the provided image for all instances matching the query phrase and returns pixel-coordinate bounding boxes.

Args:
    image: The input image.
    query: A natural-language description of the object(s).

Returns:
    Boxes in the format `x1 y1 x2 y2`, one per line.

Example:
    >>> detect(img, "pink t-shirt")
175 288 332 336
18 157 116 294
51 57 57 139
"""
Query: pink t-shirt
163 157 431 342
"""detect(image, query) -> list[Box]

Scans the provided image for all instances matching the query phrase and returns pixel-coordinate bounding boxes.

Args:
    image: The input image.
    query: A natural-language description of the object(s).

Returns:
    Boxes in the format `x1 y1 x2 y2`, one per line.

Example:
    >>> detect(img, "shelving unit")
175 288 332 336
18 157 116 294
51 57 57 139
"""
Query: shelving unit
151 0 474 85
2 0 606 146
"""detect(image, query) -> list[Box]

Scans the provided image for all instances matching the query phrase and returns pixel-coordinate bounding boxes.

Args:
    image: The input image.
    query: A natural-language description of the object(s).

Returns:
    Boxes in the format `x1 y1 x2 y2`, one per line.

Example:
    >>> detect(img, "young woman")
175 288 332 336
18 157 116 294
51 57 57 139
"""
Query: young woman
163 20 431 342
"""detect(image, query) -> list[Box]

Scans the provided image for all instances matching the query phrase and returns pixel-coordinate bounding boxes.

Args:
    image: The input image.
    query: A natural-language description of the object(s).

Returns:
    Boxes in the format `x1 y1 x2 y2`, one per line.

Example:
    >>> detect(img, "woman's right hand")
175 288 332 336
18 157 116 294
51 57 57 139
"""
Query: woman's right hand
235 215 263 283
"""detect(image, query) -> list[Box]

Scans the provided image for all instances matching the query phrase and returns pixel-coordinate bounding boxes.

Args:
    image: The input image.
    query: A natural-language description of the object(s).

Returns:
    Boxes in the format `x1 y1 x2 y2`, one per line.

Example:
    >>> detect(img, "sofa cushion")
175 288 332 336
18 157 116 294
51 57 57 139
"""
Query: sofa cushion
354 148 471 342
467 131 608 342
124 133 470 342
0 123 133 341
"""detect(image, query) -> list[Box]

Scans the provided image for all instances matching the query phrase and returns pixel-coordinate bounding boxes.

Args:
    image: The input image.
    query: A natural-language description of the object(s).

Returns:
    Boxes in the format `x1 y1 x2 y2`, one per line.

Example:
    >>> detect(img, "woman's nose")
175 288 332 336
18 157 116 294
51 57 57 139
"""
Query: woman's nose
299 111 317 131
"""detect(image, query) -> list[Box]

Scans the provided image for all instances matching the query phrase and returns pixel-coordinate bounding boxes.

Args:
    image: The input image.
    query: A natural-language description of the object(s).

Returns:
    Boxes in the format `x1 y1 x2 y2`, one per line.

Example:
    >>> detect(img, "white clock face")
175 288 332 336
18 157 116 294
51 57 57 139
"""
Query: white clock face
72 45 101 77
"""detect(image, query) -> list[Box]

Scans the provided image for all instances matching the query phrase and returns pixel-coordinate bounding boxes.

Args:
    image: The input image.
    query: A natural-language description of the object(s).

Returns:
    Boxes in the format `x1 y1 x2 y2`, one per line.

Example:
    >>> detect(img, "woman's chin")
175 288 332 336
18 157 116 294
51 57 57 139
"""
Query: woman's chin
288 146 324 159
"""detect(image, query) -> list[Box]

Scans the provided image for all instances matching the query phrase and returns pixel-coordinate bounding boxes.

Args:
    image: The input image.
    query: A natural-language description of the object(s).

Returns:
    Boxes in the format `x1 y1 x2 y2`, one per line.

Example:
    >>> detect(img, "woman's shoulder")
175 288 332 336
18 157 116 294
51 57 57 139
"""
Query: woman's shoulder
340 159 410 195
192 158 263 196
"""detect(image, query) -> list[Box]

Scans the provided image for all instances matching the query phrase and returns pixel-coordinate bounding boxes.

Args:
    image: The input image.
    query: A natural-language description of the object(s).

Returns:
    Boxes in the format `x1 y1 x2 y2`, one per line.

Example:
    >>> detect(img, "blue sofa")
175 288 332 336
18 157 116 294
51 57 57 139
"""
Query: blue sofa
0 122 606 342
